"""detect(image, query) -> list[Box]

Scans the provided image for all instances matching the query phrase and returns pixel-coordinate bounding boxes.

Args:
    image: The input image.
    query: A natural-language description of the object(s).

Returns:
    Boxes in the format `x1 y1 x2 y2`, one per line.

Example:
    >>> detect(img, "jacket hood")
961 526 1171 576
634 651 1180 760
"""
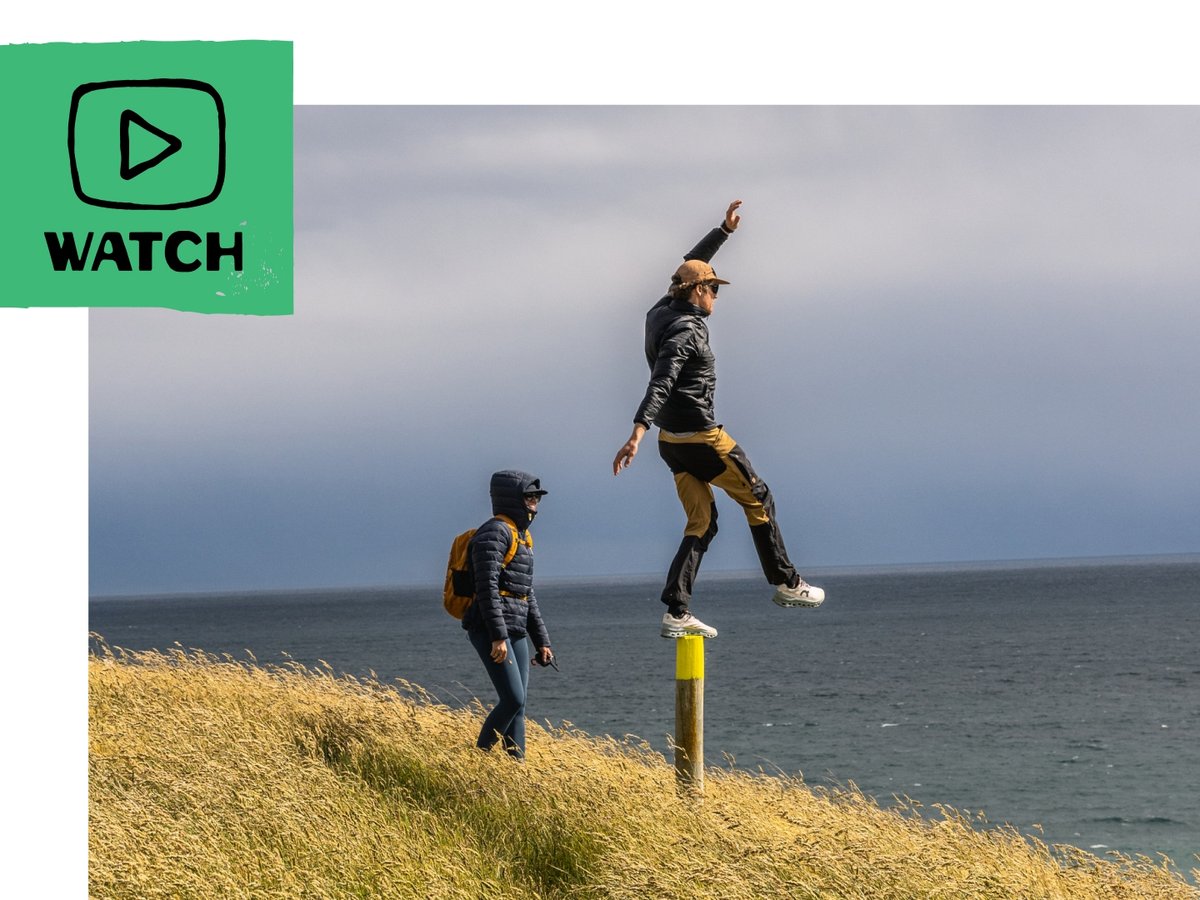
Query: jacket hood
489 470 546 531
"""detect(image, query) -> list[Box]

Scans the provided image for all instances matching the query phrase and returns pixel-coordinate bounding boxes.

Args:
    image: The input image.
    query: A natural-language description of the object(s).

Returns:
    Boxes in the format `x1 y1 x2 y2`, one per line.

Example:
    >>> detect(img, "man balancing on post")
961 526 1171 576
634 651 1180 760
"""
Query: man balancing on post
612 199 825 639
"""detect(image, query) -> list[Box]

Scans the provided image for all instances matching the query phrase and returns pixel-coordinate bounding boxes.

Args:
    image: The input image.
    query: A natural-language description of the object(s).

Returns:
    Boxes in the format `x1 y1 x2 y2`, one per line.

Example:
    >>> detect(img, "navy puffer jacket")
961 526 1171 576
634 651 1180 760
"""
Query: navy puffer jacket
462 470 551 648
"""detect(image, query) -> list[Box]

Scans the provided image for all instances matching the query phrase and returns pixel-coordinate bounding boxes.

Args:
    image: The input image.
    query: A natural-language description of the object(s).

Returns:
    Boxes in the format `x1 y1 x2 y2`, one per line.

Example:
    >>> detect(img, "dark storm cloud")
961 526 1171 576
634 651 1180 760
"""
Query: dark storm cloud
90 106 1200 593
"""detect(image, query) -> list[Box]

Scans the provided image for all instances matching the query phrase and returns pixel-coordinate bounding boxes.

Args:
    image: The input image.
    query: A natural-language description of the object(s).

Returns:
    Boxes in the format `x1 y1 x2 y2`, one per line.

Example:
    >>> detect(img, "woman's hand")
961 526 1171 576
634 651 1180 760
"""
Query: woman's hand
490 639 508 663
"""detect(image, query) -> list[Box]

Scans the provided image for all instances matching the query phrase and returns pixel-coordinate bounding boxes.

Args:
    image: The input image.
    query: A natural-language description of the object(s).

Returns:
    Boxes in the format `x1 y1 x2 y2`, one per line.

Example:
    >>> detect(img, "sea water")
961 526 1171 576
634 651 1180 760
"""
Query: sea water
90 555 1200 872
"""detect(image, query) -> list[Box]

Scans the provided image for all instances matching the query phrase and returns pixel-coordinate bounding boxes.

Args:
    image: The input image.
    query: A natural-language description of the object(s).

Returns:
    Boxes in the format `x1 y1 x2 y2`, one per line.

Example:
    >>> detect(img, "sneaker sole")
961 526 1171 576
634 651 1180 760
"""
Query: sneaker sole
772 594 825 609
660 627 717 639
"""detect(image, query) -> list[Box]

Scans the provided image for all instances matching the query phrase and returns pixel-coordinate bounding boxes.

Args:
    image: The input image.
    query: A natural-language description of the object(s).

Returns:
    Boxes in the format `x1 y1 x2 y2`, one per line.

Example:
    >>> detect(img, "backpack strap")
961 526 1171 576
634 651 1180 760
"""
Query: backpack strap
493 514 532 567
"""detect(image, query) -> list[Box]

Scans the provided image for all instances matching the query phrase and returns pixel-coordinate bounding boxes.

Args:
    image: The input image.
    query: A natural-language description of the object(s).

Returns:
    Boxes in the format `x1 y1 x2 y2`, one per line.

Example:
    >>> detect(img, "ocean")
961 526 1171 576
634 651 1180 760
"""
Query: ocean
89 555 1200 874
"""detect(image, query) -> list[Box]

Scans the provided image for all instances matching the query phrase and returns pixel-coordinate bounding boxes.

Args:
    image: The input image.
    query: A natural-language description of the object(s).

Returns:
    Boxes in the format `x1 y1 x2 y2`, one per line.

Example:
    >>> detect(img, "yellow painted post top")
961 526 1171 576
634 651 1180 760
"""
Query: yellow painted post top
675 634 705 680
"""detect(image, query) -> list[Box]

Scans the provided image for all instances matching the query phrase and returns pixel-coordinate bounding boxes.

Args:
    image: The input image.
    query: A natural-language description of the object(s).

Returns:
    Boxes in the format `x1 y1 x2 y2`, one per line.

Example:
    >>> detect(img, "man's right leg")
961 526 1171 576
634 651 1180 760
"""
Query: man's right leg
658 465 720 638
661 470 718 615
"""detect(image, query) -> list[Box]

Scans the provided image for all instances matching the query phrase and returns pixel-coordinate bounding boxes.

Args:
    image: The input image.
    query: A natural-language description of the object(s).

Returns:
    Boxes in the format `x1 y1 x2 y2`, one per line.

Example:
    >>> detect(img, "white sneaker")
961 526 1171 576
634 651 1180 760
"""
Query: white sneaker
661 611 718 638
772 577 826 608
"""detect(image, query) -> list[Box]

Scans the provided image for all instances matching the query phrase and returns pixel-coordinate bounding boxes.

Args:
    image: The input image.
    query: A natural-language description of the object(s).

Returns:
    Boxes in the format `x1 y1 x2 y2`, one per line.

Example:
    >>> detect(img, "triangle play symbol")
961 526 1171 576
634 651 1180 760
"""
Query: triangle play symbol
120 109 183 181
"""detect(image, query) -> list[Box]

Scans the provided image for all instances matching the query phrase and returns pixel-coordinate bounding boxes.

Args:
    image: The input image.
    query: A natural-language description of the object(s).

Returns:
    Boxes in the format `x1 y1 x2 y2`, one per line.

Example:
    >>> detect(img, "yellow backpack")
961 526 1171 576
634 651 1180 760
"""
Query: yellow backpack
443 514 532 619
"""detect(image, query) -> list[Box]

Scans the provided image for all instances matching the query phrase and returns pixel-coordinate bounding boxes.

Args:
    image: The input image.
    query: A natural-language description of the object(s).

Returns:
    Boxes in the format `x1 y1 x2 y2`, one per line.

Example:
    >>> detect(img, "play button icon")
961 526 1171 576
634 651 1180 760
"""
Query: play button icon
68 78 226 210
120 109 183 180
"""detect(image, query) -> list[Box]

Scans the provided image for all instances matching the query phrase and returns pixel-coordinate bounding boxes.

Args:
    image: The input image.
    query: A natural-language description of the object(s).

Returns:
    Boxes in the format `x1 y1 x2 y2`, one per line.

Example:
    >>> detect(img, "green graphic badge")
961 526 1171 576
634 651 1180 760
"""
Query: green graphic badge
1 41 292 315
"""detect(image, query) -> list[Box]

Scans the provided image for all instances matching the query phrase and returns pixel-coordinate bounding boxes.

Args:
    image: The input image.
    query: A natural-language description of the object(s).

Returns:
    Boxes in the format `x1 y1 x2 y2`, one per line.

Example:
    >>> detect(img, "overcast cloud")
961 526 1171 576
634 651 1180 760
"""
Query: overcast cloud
89 106 1200 595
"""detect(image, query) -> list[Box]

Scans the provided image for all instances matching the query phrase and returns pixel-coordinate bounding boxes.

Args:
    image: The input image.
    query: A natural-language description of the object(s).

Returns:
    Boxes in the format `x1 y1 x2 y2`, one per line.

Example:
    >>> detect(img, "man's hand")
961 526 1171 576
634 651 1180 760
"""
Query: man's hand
724 199 742 232
613 423 647 475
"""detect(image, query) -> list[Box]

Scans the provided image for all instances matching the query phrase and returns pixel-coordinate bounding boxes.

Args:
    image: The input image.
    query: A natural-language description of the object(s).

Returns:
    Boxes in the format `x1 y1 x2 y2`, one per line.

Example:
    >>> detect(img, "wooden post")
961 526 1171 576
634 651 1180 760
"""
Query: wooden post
674 635 705 795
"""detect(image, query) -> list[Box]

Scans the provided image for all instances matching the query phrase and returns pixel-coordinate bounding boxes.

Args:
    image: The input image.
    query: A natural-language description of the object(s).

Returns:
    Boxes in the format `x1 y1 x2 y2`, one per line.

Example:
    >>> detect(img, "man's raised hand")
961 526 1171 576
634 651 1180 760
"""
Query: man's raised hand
725 199 742 232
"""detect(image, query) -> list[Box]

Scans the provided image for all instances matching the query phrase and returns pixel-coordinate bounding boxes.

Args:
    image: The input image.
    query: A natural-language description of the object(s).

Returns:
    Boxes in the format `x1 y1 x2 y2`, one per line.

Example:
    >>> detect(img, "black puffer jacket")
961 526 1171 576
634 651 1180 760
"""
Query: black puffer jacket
633 226 730 432
462 470 551 648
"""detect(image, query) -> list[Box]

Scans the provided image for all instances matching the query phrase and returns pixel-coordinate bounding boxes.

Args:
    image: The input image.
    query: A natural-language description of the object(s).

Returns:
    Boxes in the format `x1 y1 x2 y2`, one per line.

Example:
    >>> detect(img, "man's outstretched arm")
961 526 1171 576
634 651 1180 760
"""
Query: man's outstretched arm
614 201 741 476
682 199 742 262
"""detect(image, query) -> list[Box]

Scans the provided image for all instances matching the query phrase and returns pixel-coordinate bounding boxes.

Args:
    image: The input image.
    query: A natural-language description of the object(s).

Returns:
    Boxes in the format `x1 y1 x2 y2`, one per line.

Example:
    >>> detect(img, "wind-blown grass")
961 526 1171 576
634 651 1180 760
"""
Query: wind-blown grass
89 638 1197 899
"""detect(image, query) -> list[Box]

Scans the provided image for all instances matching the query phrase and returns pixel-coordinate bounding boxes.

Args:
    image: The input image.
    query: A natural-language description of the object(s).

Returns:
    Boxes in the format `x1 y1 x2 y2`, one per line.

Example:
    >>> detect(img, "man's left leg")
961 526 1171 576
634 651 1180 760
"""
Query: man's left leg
707 431 826 607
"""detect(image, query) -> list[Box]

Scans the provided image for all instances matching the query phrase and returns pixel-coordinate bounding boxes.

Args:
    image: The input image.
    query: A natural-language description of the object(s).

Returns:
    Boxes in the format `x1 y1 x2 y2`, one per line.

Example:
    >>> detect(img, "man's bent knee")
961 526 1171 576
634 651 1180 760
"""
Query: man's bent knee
685 501 719 541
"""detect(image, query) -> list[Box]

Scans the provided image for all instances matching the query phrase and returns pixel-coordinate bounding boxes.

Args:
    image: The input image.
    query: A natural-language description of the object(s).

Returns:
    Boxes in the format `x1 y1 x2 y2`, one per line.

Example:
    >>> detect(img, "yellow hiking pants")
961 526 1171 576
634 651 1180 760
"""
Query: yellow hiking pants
656 427 798 610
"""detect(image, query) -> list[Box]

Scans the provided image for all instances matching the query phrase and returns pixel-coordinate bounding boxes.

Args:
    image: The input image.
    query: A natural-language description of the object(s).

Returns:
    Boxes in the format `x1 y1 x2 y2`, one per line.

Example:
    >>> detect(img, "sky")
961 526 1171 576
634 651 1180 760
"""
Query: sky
89 104 1200 595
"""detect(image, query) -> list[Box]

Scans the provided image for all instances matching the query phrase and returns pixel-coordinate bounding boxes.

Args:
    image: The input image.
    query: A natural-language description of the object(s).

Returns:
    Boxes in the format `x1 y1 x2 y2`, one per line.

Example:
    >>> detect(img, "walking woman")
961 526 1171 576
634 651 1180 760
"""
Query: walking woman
462 470 554 758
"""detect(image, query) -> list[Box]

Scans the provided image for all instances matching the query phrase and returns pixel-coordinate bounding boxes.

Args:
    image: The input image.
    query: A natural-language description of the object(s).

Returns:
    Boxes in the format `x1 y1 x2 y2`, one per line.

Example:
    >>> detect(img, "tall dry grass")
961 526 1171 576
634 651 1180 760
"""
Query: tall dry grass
89 638 1197 899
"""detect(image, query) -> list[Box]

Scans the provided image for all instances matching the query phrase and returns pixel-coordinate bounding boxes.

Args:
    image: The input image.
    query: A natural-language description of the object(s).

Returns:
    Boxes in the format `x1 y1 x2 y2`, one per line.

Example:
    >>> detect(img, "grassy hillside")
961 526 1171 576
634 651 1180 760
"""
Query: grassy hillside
88 640 1197 899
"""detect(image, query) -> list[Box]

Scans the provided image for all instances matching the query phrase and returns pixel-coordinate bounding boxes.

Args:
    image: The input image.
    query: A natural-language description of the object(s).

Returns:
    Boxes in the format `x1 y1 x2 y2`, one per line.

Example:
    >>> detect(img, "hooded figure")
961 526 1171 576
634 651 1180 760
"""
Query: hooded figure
487 469 547 532
462 469 553 758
